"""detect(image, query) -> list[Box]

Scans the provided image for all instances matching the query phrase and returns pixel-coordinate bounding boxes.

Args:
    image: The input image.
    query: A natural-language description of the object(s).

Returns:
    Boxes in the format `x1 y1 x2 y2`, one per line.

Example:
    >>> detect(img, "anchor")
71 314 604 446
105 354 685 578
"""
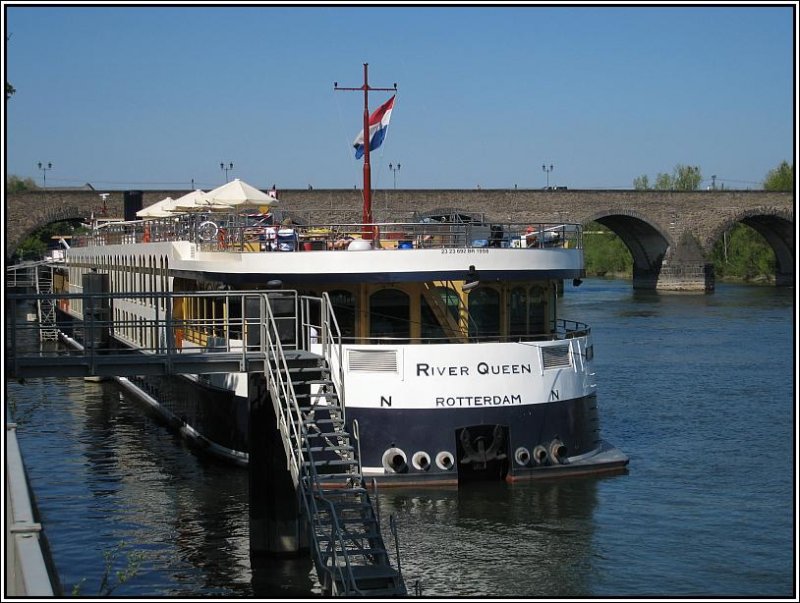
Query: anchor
459 424 507 469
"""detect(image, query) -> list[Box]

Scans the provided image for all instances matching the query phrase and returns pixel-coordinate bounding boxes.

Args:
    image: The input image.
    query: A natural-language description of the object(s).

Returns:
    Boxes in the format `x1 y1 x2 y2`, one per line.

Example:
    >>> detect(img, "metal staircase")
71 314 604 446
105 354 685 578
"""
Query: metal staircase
6 260 59 341
36 264 58 341
260 292 406 597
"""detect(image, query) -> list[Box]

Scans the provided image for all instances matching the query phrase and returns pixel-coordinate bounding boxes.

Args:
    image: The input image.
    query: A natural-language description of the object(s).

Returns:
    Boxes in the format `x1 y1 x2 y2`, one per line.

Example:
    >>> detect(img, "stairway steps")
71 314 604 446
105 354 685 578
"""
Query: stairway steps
313 486 369 496
316 508 375 521
314 493 371 504
270 344 406 595
306 445 354 454
281 365 329 375
331 566 403 595
305 474 360 484
319 548 389 563
316 531 381 544
315 512 377 525
296 392 339 399
304 459 359 468
293 378 333 386
304 430 346 439
303 417 344 426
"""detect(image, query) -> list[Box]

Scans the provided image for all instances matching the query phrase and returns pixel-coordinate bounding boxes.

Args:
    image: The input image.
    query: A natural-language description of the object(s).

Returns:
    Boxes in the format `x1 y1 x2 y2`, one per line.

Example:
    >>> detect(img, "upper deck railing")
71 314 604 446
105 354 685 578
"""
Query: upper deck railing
68 214 583 253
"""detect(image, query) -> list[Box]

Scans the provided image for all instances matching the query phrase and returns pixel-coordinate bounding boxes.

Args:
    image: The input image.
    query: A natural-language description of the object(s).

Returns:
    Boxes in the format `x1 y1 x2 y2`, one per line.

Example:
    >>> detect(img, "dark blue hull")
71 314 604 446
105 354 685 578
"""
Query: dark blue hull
345 394 628 484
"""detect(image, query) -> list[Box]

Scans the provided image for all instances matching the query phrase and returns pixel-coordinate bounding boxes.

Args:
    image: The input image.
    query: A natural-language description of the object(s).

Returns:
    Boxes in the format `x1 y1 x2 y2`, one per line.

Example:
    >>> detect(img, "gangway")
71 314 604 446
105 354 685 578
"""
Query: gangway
261 292 406 596
5 289 407 597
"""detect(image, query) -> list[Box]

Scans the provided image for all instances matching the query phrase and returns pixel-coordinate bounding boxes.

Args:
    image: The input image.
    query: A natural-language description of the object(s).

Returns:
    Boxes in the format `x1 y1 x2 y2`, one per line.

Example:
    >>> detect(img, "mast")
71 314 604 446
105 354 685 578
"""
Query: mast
335 63 397 238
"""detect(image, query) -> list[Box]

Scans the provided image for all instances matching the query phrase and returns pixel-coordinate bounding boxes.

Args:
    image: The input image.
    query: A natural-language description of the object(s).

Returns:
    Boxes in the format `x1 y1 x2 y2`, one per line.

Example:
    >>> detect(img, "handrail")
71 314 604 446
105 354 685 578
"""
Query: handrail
389 514 402 583
67 213 584 252
258 290 405 596
320 292 346 413
259 291 367 595
260 292 306 484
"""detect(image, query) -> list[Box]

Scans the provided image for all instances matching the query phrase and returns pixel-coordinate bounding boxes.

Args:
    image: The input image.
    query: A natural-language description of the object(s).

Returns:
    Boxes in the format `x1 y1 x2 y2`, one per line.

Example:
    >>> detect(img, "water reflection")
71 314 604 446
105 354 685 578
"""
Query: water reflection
378 477 606 597
8 279 793 597
10 377 255 596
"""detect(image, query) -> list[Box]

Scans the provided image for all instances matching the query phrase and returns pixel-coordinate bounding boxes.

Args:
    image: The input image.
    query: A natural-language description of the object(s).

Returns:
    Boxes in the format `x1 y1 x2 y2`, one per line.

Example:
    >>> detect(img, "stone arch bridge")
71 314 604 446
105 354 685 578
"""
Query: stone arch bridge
5 188 794 292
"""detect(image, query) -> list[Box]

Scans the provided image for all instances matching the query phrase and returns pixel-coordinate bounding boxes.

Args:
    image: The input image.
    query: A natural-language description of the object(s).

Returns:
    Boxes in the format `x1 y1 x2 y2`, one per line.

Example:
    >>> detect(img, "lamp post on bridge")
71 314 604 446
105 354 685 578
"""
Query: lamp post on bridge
38 162 53 188
389 162 401 189
542 163 553 189
220 162 234 182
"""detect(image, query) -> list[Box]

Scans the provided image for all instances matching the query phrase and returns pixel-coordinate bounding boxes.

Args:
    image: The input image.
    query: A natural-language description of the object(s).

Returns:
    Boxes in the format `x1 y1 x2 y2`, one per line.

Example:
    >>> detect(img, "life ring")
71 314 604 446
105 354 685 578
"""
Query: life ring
198 220 219 242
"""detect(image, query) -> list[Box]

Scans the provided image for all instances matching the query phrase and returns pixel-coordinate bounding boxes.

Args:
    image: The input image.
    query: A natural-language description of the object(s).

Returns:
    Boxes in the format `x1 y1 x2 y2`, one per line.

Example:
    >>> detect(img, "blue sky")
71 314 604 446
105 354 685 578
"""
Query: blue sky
3 3 796 191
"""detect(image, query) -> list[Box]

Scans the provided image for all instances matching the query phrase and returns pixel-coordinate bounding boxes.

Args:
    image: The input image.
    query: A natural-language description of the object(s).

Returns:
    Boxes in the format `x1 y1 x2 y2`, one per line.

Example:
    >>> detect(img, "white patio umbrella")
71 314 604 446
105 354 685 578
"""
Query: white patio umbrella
202 179 278 209
136 197 178 218
171 189 211 211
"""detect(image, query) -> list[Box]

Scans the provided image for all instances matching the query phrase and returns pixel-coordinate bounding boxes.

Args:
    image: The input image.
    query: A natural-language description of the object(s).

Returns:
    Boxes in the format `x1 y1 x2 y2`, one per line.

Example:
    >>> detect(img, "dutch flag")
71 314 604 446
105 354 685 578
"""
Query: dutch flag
353 95 395 159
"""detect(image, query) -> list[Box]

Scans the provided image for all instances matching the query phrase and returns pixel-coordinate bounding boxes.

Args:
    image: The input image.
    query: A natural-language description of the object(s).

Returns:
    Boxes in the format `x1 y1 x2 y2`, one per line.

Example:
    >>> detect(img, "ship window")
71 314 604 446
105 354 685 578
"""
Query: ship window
328 290 356 342
369 288 410 343
468 287 500 340
421 286 461 342
528 285 547 337
509 286 528 338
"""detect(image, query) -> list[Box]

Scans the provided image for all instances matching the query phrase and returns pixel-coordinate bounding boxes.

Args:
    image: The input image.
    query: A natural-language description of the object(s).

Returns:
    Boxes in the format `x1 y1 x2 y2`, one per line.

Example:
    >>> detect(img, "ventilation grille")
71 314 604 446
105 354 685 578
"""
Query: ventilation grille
542 344 572 369
348 349 399 373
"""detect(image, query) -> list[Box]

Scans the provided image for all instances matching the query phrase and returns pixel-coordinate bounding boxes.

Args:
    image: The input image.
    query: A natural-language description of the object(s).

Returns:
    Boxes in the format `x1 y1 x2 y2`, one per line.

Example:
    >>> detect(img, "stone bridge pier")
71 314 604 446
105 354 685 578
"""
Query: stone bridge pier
583 198 794 292
5 188 794 293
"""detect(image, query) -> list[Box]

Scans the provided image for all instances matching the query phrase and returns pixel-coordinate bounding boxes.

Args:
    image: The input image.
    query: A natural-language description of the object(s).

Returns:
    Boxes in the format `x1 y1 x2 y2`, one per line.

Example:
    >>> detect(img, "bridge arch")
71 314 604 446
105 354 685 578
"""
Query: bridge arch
10 205 89 259
581 209 674 291
706 207 795 288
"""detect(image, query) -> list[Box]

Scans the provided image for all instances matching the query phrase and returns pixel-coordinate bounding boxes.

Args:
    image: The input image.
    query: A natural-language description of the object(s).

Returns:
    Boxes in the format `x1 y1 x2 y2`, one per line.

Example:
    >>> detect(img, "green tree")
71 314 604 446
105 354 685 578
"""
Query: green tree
14 220 82 261
7 174 38 193
711 223 775 282
6 81 15 100
763 160 793 191
672 164 702 190
638 164 703 191
582 222 633 277
654 172 673 190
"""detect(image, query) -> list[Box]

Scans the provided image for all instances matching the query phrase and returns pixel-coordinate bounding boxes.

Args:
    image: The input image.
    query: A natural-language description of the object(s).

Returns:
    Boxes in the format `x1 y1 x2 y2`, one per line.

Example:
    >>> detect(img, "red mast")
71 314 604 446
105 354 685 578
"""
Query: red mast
335 63 397 238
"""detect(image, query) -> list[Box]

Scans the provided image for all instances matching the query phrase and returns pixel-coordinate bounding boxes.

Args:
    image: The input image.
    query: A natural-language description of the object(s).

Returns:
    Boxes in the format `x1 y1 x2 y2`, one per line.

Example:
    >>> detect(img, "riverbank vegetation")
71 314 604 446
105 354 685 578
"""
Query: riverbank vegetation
582 224 633 277
582 221 778 284
709 223 776 283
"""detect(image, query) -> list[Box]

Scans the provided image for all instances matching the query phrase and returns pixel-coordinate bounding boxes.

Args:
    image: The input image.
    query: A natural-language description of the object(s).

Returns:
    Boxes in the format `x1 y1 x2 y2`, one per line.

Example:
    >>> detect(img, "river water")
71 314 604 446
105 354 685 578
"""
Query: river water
6 279 796 598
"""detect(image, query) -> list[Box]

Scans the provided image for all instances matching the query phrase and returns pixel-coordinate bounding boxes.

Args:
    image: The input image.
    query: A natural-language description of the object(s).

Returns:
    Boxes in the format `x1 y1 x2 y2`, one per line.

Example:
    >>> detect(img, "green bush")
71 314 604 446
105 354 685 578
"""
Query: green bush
711 223 775 282
583 223 632 276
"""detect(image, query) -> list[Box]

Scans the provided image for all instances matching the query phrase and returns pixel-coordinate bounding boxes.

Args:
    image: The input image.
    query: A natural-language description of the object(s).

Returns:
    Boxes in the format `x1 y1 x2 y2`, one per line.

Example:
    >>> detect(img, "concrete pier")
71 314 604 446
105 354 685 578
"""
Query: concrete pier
248 375 307 556
5 423 58 596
